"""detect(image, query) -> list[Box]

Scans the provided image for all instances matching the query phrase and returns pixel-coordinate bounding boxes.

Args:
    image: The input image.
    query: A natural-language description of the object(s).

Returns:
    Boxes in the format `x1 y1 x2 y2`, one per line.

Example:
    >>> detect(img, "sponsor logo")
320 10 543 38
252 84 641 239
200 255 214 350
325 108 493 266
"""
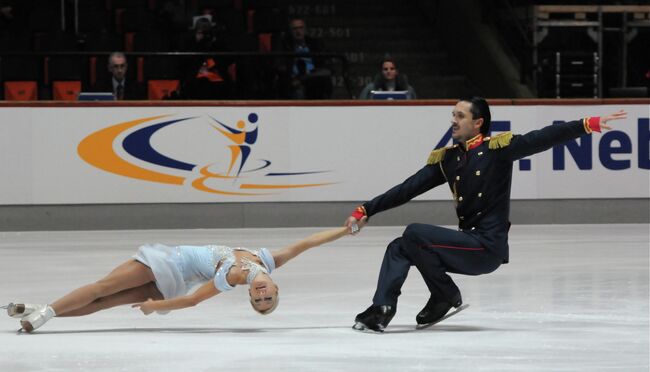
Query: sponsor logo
435 118 650 170
78 113 335 195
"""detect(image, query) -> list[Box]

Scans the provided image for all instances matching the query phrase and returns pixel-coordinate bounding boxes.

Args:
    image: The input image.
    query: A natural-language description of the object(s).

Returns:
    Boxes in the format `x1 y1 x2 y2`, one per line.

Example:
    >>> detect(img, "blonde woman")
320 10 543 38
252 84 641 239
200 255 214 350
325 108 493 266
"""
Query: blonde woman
6 226 354 332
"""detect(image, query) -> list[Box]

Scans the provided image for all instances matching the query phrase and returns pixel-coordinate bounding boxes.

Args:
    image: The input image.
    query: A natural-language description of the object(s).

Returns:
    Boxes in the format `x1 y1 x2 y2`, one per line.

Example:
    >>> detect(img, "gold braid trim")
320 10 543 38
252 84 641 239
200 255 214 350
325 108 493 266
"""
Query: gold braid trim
488 132 513 149
427 147 448 165
583 117 592 134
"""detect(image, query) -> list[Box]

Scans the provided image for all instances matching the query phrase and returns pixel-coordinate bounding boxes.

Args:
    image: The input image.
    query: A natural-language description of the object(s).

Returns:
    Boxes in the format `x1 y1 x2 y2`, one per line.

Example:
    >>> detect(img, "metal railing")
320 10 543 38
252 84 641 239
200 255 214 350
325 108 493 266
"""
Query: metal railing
0 51 353 100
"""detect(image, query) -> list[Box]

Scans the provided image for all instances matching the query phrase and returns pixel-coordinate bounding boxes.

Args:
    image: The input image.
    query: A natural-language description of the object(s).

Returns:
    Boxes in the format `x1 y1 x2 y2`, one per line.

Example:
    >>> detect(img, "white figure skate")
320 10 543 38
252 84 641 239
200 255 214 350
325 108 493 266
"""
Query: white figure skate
19 305 55 333
3 303 41 318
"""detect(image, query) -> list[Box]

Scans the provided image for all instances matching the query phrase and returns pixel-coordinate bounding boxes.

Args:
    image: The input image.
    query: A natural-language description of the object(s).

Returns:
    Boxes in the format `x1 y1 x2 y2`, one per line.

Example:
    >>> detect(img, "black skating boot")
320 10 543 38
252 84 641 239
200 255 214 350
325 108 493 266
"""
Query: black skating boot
352 305 396 332
416 293 462 325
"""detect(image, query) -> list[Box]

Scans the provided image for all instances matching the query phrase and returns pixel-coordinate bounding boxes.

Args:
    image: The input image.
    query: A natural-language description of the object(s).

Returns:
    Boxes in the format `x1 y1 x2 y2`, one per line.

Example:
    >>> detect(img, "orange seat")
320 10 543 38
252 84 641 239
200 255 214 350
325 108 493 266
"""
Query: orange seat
124 32 135 52
147 79 179 100
227 63 237 82
246 9 255 34
52 81 82 101
4 81 38 101
258 33 272 53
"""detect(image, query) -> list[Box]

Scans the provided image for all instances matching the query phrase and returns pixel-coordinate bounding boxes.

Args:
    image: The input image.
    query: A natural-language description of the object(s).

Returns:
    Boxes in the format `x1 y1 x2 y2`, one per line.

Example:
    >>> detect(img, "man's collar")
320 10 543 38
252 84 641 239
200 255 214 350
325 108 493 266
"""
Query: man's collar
463 133 484 151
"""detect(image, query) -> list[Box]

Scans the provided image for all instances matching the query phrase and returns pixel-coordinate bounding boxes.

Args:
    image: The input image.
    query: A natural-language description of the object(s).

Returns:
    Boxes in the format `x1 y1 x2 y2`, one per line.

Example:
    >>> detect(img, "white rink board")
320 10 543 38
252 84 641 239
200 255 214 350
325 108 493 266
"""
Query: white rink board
0 104 648 204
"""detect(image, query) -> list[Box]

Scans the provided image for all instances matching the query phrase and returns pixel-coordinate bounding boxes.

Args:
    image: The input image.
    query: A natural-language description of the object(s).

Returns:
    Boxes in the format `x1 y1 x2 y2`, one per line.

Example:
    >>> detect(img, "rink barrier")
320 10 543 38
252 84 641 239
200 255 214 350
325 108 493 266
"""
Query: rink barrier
0 99 648 230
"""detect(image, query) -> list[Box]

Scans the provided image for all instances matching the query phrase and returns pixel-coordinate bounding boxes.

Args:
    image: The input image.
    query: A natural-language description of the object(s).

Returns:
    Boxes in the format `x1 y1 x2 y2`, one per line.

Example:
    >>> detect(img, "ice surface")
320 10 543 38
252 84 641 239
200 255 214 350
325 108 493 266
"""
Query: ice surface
1 224 648 371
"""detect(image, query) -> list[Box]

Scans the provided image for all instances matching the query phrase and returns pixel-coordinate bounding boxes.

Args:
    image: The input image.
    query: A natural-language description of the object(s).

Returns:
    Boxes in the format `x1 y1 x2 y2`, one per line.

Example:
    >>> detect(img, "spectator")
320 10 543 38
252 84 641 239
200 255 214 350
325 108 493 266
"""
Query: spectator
0 0 22 34
0 3 13 20
95 52 145 100
157 0 191 33
274 18 332 99
359 57 417 99
178 17 233 99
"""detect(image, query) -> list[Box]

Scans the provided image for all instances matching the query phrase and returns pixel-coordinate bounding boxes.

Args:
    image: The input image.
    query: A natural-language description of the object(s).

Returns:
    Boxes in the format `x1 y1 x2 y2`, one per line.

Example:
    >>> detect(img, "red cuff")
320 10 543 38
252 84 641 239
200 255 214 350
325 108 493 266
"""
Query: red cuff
585 116 601 133
351 206 366 220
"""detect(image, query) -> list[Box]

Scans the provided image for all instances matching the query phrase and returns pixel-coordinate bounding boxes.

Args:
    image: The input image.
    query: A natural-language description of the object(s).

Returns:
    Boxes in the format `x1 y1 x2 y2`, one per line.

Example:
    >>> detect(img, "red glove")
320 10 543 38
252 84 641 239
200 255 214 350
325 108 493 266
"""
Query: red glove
584 116 601 133
351 206 366 220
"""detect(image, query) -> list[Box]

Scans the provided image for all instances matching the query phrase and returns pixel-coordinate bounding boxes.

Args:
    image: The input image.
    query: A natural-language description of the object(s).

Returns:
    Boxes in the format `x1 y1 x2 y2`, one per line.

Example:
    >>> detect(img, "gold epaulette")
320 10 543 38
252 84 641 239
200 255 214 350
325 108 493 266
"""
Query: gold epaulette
487 132 513 149
427 146 450 165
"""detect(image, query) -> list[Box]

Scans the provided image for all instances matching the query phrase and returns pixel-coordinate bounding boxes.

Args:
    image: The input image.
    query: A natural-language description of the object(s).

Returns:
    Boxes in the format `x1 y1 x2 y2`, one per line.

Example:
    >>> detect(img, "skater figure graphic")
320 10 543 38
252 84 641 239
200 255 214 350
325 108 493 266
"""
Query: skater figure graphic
210 113 259 177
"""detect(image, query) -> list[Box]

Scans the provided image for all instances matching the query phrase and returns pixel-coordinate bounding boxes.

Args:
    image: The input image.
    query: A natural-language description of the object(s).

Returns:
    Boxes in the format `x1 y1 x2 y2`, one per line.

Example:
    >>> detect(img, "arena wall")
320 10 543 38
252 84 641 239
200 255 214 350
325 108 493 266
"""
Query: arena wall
1 99 648 230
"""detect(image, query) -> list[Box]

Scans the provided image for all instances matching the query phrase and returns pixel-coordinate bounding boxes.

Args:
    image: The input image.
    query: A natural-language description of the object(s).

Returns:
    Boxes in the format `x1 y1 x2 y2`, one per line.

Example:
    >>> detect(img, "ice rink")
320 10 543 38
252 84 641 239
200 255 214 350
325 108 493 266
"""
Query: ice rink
1 224 648 372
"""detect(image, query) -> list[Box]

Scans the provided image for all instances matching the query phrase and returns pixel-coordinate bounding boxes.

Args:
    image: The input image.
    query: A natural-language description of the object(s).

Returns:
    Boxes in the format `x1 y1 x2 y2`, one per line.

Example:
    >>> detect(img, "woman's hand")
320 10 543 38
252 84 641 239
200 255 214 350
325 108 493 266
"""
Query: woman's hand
345 216 368 235
132 298 157 315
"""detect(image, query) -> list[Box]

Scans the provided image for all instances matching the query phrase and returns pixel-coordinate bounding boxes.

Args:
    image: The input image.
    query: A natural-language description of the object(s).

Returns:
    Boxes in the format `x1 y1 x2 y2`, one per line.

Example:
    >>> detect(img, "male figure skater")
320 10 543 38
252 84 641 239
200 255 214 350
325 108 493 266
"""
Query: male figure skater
345 97 627 332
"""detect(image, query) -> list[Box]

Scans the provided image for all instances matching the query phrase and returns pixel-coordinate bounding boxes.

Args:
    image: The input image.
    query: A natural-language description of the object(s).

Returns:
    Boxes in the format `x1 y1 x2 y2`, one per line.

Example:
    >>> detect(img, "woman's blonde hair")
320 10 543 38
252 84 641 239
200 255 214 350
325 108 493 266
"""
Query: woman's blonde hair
251 293 280 315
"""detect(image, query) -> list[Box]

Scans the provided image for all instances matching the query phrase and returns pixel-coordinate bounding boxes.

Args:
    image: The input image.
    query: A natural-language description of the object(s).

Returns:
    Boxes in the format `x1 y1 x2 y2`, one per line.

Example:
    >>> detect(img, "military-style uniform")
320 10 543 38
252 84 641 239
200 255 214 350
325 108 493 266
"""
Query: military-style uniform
353 118 601 308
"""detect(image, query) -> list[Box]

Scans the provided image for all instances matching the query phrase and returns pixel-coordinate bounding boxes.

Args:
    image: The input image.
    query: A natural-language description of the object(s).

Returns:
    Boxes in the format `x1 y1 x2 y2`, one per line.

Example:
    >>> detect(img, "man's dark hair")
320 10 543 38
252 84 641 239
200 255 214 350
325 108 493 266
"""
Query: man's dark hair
460 96 491 135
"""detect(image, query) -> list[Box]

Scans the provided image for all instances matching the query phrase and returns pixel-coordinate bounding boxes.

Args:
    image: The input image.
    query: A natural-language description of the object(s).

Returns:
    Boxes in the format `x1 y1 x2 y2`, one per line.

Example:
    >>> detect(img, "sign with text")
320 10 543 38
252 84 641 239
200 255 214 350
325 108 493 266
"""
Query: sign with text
0 104 647 205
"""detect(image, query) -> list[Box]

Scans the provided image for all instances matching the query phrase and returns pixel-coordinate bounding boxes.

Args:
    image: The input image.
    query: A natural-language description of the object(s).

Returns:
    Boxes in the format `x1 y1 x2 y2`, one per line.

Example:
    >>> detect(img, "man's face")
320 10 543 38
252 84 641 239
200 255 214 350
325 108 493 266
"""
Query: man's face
108 56 128 81
290 19 306 42
451 101 483 142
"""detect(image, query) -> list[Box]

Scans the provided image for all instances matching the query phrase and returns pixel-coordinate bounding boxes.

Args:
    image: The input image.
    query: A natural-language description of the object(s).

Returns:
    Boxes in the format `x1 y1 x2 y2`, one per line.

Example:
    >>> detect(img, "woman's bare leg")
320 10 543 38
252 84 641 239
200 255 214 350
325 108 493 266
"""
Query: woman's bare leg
50 260 156 316
57 282 163 317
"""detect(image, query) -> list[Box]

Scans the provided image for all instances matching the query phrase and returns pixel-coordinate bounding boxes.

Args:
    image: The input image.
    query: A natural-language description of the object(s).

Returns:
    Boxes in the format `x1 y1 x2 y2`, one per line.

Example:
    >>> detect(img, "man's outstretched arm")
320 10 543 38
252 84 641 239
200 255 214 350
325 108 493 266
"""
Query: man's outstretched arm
345 162 447 234
503 110 627 161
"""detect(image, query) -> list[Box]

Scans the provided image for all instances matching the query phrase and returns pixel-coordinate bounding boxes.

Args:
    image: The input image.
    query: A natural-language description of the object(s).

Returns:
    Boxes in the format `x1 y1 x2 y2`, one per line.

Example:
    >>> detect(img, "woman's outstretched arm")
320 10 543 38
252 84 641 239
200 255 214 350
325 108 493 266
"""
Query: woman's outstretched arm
272 226 351 269
132 280 220 315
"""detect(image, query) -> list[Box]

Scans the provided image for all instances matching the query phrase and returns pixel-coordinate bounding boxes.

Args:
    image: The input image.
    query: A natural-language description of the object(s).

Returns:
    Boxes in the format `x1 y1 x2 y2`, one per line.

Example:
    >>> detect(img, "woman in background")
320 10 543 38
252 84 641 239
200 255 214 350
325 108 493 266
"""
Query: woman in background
359 56 417 99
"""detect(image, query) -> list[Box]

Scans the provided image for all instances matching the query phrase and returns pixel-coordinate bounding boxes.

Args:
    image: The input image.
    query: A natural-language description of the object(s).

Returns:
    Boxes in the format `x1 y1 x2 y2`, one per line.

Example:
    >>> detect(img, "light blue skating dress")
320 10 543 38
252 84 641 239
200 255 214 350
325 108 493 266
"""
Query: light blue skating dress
133 244 275 303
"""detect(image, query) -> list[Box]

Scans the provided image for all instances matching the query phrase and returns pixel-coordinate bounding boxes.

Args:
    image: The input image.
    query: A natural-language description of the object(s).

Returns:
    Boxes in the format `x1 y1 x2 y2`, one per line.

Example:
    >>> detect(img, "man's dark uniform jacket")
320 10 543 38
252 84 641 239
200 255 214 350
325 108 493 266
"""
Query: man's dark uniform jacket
353 118 601 265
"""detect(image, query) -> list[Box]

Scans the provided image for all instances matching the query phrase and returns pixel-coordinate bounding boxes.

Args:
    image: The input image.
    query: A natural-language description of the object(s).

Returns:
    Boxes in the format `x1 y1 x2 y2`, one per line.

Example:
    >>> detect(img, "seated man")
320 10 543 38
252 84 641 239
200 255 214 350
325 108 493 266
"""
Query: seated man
94 52 145 100
274 18 332 99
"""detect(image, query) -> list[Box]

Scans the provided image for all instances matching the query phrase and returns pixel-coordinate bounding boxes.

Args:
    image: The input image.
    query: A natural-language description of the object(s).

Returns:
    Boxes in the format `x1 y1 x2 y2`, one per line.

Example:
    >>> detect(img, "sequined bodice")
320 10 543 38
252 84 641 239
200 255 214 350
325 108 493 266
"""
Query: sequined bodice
213 246 269 291
171 245 275 292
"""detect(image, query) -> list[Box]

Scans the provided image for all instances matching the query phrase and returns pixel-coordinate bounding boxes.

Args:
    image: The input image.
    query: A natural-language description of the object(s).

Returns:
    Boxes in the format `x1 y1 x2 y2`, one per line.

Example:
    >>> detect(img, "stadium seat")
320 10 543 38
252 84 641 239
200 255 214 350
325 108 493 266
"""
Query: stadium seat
148 79 179 99
52 81 82 100
258 33 272 53
249 7 284 33
196 0 233 10
77 10 111 33
82 32 123 52
4 81 38 101
121 9 158 32
109 0 149 10
143 56 180 80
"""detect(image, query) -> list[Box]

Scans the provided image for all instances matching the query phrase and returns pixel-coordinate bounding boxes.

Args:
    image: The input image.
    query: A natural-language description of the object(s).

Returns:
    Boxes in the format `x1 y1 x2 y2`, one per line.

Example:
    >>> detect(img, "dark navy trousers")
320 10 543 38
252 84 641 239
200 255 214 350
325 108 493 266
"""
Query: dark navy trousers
372 223 503 307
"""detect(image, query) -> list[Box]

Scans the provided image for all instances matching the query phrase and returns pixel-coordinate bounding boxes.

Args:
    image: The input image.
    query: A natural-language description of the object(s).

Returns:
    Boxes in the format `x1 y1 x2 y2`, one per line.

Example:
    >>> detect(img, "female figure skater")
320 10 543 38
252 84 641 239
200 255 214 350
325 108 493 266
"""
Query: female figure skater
5 226 354 332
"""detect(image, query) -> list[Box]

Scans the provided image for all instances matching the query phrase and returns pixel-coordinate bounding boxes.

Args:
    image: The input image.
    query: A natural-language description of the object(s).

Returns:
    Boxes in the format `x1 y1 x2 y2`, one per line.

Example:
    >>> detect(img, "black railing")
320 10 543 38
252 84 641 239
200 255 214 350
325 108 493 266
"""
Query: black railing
485 0 536 88
0 51 353 100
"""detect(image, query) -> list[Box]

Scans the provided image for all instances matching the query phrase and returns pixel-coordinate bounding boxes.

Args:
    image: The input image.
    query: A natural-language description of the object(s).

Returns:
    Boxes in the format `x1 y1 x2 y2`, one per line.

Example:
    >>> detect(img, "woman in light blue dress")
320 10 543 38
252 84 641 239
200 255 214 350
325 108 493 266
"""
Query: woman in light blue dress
6 226 353 332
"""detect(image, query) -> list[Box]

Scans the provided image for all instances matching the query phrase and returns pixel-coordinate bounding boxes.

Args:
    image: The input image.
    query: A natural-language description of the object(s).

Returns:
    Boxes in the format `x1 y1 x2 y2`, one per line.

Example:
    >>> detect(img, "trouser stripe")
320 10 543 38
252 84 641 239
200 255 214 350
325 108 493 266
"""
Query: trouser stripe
422 244 484 251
